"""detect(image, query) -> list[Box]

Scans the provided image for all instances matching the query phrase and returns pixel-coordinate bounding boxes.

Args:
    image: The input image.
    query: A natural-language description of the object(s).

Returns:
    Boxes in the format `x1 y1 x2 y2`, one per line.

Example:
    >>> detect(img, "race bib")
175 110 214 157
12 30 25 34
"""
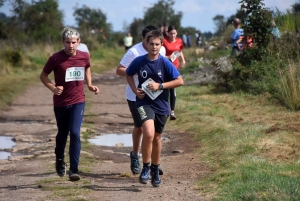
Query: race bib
65 67 85 82
170 51 181 62
141 78 163 100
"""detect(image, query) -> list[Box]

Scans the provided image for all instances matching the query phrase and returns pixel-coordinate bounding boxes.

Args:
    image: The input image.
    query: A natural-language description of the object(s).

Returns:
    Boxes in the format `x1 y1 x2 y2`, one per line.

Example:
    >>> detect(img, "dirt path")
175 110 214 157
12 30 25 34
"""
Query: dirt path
0 69 208 201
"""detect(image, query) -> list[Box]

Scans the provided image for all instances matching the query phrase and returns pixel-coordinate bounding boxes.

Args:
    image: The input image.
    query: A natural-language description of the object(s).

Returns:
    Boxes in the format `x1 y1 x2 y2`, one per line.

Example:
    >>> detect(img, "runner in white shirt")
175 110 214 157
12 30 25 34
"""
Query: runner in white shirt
77 43 89 54
116 25 166 175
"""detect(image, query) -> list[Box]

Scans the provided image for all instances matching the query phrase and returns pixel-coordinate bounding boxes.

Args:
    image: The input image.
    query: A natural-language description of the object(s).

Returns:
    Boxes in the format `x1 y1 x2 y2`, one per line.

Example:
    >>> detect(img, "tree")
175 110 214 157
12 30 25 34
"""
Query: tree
0 0 5 7
240 0 272 52
226 9 247 27
213 15 226 36
73 5 112 34
129 18 143 43
22 0 63 40
1 0 63 41
143 0 182 30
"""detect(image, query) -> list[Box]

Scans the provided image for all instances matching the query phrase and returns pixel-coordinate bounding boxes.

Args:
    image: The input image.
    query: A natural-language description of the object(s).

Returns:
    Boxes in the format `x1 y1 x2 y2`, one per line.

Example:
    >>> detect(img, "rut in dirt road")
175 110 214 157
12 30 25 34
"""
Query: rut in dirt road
0 70 208 201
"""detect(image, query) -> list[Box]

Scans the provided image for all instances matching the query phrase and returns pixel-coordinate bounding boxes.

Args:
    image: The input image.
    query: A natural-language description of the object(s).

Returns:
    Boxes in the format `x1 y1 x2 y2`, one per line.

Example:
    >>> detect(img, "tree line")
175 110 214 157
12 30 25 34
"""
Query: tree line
0 0 216 45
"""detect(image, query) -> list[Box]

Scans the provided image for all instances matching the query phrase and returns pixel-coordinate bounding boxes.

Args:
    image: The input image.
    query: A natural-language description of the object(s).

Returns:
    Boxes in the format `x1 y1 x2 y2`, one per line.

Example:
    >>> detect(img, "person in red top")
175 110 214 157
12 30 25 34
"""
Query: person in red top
40 27 99 181
163 25 186 120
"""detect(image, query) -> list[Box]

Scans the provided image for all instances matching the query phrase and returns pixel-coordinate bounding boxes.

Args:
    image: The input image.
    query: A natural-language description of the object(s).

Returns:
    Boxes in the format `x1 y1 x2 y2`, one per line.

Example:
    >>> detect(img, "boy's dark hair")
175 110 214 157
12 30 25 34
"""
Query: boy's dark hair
142 25 158 37
146 30 164 43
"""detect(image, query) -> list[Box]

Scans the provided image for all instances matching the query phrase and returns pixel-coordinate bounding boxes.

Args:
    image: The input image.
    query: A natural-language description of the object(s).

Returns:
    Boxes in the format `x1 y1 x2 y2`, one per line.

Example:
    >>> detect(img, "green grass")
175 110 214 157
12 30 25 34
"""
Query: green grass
37 177 92 201
167 85 300 200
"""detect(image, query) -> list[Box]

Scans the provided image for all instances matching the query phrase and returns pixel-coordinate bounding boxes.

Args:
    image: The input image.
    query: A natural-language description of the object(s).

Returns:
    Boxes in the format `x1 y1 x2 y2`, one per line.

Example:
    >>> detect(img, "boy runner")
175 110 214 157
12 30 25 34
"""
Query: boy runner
116 25 165 175
126 30 184 187
40 27 99 181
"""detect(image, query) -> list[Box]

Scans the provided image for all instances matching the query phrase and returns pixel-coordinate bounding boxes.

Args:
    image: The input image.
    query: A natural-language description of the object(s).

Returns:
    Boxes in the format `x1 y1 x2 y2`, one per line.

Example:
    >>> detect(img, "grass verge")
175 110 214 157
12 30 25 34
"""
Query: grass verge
167 85 300 200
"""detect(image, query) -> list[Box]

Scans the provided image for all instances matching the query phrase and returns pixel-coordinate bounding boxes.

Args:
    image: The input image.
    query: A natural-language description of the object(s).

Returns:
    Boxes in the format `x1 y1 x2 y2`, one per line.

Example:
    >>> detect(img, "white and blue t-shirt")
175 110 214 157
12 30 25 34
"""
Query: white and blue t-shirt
126 54 180 115
120 42 166 101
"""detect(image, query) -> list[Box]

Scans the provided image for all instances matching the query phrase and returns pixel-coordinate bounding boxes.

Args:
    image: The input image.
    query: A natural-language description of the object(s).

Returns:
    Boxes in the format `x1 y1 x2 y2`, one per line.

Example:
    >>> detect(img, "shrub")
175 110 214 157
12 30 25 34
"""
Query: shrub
2 49 23 66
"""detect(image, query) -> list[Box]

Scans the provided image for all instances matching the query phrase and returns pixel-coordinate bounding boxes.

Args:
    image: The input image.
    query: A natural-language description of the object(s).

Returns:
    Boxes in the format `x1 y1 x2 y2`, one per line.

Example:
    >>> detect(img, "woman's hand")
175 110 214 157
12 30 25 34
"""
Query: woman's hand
178 61 186 69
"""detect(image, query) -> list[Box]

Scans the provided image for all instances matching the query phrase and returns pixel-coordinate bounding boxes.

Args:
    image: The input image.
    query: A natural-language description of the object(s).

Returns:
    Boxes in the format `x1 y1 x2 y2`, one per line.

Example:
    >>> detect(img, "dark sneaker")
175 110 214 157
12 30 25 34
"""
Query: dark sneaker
55 158 66 177
170 112 176 120
139 166 150 184
151 166 161 187
158 165 163 175
130 151 141 174
69 169 80 181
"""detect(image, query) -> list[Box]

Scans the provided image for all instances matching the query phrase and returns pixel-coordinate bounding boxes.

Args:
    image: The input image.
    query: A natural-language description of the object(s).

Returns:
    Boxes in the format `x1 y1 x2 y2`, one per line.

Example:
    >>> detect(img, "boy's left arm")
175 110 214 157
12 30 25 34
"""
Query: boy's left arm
85 67 99 94
162 76 184 89
148 76 184 91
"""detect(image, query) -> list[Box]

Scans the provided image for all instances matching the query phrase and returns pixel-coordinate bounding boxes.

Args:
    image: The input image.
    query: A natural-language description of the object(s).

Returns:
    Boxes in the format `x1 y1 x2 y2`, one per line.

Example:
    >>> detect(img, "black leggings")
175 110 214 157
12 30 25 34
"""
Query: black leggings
169 88 176 111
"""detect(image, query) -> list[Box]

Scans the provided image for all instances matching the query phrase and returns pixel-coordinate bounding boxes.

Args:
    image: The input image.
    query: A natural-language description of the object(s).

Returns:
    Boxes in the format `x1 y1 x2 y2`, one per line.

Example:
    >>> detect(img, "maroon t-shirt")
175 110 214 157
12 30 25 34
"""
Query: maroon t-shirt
43 50 90 107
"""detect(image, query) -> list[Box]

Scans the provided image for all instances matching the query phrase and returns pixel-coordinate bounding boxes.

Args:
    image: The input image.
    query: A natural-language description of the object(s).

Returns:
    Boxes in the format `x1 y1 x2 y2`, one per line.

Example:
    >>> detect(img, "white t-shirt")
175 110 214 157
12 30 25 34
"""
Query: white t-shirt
77 43 89 53
124 36 133 47
120 42 166 101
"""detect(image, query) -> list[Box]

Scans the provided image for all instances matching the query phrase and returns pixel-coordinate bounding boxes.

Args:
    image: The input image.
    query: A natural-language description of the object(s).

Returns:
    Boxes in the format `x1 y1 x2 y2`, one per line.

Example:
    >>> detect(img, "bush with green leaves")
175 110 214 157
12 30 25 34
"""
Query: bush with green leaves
217 0 274 92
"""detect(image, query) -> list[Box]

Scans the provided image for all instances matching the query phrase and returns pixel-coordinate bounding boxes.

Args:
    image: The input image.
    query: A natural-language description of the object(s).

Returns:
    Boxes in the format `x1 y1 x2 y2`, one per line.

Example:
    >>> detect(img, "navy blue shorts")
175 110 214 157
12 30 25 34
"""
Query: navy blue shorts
137 105 168 134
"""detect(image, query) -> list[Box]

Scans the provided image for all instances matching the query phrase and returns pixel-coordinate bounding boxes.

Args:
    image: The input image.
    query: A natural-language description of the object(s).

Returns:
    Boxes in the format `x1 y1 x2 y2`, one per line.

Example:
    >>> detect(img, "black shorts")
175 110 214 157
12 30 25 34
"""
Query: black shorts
137 105 168 134
127 100 142 128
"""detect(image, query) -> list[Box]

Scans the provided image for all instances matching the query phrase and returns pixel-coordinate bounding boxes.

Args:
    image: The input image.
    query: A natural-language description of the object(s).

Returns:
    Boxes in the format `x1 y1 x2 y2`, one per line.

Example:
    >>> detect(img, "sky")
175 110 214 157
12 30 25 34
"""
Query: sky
0 0 297 33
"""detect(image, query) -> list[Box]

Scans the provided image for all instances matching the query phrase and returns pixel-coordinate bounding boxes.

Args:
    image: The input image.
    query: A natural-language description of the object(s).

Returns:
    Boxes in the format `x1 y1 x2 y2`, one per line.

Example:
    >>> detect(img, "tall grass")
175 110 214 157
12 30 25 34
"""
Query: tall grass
276 62 300 110
274 8 300 33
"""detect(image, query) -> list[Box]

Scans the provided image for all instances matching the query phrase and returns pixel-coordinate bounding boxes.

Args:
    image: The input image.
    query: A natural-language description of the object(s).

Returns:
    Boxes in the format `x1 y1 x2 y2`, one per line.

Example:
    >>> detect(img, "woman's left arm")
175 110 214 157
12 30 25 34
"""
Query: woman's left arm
178 50 186 69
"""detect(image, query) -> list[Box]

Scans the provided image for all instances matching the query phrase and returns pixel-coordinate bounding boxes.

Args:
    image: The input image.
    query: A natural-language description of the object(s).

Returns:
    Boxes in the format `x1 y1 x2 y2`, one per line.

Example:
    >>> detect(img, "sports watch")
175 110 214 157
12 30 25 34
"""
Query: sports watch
159 83 164 90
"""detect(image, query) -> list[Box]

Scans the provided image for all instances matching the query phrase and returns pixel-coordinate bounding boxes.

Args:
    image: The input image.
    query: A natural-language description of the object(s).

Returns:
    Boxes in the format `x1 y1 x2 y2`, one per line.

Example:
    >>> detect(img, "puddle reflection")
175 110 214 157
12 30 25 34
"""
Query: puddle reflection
88 134 132 147
0 152 11 160
0 136 15 160
0 136 16 149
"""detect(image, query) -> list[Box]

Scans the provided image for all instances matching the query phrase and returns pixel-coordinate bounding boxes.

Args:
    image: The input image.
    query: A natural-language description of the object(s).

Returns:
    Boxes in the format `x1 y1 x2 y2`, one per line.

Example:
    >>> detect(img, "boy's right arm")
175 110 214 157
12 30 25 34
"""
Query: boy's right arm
40 71 56 92
116 64 126 76
126 75 145 99
40 71 63 95
116 50 135 76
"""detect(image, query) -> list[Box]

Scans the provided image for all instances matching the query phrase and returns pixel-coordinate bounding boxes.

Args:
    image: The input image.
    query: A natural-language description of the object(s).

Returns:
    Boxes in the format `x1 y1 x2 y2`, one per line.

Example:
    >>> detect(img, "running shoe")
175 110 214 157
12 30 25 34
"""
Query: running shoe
55 158 66 177
151 166 161 187
130 151 141 174
69 169 80 181
170 112 176 120
158 165 163 175
139 166 150 184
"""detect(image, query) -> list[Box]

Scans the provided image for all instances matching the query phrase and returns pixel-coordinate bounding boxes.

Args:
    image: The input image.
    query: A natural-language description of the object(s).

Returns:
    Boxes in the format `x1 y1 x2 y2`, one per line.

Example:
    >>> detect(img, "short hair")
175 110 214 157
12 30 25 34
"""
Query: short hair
142 25 158 37
167 25 176 32
146 30 164 43
61 27 80 41
233 18 240 25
